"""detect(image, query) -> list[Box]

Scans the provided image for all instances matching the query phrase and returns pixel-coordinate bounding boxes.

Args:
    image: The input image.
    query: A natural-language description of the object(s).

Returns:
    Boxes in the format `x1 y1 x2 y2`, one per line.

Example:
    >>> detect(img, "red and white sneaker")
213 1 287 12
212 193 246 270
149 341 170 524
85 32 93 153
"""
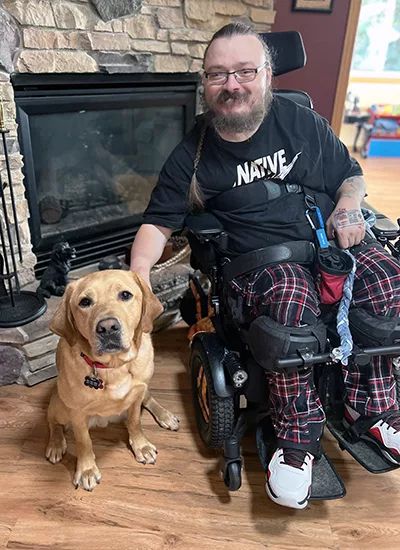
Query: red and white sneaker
266 448 314 509
344 404 400 465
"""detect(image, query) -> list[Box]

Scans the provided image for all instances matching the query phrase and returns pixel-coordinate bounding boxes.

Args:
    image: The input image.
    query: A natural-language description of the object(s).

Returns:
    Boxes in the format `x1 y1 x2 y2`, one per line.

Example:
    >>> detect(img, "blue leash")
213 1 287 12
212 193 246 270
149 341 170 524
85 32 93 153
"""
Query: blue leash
330 209 377 365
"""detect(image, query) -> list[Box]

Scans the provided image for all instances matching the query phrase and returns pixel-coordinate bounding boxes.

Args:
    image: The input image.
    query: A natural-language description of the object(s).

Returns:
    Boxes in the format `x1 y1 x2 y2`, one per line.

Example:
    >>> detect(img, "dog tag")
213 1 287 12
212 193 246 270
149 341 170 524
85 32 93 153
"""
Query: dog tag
84 375 104 390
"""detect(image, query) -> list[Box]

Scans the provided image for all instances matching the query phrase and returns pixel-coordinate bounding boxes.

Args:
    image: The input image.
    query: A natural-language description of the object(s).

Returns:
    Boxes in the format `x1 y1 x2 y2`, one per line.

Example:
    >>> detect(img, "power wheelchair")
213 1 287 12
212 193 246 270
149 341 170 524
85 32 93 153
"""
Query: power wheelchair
179 31 400 501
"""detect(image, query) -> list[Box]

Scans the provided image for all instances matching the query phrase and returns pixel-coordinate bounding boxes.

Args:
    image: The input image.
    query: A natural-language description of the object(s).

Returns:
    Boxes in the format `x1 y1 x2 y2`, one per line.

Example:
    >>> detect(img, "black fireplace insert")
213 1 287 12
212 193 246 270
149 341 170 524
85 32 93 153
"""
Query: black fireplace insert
12 73 198 277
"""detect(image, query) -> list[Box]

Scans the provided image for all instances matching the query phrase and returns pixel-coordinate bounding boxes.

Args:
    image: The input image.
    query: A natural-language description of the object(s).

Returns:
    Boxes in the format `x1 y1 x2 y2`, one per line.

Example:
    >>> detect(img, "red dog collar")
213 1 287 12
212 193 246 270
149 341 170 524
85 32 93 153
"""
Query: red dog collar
80 352 108 369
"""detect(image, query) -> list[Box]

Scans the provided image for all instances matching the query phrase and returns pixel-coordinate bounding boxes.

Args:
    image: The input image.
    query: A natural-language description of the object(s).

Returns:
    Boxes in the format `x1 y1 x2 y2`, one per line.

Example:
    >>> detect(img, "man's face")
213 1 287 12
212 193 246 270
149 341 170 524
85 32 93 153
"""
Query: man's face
202 34 272 135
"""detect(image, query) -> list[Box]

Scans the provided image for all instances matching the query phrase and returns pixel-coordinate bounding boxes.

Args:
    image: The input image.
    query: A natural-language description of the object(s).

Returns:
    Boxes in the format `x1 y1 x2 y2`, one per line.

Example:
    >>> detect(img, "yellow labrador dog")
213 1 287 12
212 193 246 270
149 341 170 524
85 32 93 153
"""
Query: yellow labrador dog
46 270 179 491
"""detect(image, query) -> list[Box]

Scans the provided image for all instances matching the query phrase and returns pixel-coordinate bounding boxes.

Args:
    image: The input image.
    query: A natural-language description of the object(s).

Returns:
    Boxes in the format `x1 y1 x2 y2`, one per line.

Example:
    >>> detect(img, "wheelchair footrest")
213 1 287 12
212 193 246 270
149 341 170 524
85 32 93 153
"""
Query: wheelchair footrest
256 416 346 500
327 417 399 474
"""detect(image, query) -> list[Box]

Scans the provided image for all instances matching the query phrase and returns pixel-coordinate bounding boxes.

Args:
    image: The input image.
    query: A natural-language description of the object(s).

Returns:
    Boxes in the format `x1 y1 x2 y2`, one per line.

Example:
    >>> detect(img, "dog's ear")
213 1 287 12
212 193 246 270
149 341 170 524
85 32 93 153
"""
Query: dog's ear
131 272 163 334
49 281 78 347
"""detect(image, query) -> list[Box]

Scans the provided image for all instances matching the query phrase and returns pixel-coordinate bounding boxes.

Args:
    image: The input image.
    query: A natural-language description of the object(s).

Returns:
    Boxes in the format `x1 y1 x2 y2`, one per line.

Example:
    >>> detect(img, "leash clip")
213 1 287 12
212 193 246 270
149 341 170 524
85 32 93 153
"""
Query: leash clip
305 206 329 249
305 210 316 230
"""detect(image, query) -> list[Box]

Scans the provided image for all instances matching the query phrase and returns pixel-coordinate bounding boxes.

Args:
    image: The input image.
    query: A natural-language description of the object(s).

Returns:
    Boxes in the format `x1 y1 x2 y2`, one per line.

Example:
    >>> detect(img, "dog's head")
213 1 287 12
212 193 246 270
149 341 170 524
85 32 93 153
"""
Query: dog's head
49 270 163 360
51 242 76 263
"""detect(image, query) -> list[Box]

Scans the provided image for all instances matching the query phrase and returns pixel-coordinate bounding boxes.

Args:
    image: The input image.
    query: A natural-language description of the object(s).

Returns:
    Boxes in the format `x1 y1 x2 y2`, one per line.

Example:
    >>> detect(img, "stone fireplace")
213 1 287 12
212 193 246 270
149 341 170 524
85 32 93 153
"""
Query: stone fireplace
0 0 275 386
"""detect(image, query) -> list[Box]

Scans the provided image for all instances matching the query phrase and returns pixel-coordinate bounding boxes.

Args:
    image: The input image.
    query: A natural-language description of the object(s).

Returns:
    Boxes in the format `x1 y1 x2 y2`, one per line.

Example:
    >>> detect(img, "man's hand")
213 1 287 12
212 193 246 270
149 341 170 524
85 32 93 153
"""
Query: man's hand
326 198 365 249
326 175 367 249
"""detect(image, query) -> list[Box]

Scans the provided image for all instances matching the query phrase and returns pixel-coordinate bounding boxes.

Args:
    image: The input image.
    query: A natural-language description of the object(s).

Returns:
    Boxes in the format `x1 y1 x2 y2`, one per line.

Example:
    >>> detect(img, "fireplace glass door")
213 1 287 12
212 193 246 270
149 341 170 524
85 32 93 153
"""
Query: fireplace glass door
13 74 197 274
30 104 182 238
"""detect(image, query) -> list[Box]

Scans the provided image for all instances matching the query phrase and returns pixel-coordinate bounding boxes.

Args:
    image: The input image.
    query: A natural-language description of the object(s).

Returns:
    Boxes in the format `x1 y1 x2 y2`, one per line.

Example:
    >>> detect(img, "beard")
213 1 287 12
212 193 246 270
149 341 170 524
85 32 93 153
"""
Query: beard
201 85 273 135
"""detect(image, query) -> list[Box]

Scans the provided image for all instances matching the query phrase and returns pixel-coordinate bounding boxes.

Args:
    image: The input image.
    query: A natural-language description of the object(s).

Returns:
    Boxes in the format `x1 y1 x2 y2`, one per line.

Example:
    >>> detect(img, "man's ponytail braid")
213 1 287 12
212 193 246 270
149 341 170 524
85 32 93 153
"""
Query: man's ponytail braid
189 119 208 212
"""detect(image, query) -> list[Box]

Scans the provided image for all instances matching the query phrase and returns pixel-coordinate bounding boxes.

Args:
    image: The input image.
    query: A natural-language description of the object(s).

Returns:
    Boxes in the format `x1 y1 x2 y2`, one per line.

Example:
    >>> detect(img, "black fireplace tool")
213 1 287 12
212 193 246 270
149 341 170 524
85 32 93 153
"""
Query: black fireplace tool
0 101 46 328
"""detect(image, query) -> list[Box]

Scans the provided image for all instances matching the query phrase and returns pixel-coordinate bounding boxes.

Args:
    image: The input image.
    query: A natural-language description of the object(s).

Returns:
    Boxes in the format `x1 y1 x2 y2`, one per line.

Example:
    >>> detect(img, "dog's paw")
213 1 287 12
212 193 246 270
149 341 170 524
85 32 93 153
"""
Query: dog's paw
46 436 67 464
156 409 180 431
54 286 66 296
130 438 158 465
73 464 102 492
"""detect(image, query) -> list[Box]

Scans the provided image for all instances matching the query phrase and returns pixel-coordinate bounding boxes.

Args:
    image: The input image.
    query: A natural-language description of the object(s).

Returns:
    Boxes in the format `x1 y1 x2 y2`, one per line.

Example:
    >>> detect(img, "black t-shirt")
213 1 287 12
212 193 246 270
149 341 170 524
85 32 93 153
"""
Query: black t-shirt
143 95 363 256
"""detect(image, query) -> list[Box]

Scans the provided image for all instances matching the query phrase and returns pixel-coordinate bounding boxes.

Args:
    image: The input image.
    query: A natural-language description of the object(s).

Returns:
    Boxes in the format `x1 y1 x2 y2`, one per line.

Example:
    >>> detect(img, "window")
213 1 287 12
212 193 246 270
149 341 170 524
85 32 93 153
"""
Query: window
351 0 400 75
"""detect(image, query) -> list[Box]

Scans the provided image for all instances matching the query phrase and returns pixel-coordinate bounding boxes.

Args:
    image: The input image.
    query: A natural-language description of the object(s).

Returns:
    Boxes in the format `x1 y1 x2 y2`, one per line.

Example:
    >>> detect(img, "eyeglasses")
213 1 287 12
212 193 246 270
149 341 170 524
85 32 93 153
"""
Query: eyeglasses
203 62 267 85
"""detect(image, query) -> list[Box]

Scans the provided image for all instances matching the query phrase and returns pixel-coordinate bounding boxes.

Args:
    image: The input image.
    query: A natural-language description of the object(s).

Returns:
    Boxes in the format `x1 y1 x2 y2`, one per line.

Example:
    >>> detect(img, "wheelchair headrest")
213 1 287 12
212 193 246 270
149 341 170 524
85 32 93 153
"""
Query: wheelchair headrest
273 89 313 109
260 31 306 77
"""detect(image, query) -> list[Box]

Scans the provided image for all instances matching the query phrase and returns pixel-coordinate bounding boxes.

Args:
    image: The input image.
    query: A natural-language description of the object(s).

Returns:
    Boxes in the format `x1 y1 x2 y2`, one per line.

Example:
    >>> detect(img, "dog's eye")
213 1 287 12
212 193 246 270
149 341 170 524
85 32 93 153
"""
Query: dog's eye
79 297 92 308
119 291 133 301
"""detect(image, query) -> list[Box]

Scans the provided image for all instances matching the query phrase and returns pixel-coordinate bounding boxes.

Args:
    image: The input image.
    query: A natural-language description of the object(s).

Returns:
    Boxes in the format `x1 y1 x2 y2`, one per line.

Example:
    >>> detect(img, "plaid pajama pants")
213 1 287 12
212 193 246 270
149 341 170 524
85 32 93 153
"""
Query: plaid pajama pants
227 246 400 450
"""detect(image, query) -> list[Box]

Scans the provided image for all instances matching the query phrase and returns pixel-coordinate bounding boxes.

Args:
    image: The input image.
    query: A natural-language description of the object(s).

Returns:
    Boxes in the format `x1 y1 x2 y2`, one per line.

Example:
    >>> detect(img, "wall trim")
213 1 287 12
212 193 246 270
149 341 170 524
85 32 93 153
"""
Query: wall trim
349 76 400 85
330 0 362 136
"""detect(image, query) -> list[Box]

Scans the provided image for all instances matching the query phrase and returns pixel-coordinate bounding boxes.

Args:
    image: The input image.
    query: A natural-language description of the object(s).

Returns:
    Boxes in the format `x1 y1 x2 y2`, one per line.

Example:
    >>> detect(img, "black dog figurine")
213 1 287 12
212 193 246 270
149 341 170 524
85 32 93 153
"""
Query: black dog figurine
38 242 76 298
98 254 130 271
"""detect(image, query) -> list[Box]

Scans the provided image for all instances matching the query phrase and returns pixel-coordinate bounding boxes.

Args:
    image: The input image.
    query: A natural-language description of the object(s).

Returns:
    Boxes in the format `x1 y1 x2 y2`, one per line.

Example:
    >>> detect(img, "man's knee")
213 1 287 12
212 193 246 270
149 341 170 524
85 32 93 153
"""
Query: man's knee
349 308 400 347
267 267 320 326
248 316 327 372
354 247 400 315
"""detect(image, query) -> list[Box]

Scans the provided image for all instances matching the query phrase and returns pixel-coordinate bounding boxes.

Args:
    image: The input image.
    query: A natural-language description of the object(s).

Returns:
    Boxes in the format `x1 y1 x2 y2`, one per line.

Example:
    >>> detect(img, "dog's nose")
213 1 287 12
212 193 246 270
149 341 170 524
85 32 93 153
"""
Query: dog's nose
96 317 121 335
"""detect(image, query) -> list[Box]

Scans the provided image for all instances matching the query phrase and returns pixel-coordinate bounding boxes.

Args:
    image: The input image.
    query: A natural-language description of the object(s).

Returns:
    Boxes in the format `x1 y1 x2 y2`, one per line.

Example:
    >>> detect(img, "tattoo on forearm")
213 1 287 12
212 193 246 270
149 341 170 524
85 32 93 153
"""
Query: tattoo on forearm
336 176 366 202
334 208 364 229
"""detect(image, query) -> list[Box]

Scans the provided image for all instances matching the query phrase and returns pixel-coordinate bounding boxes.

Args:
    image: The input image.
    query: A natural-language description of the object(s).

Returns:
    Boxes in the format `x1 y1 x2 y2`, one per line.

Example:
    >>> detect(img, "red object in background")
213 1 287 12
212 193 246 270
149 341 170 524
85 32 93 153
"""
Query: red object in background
366 106 400 139
272 0 352 123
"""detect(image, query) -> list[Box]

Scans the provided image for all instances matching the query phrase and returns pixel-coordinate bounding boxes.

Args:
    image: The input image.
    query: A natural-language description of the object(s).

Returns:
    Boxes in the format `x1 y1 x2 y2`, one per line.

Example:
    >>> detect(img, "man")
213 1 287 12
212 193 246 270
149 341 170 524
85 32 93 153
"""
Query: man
131 23 400 509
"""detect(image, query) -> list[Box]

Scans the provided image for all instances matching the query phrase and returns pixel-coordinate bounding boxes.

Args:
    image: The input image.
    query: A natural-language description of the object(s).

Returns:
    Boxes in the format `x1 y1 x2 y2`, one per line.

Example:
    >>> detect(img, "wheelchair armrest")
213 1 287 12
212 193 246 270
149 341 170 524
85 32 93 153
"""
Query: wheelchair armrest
362 200 400 240
185 213 224 236
185 213 229 251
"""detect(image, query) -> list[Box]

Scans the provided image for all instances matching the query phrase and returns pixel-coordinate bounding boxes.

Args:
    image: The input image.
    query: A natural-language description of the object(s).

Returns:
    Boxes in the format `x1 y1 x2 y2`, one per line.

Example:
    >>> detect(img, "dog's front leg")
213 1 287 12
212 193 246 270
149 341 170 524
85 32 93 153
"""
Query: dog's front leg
143 389 180 431
70 412 102 491
127 384 157 465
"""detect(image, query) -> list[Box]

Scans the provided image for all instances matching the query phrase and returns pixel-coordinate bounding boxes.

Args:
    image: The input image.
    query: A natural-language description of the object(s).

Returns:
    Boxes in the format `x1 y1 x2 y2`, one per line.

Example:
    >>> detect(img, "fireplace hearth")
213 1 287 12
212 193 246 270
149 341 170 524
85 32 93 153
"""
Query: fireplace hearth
12 72 198 276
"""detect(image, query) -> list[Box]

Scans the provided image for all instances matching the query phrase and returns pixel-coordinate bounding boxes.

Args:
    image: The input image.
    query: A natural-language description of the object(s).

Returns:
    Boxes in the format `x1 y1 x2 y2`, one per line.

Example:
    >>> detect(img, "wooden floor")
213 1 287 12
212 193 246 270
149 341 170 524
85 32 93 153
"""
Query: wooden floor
1 156 400 550
355 153 400 223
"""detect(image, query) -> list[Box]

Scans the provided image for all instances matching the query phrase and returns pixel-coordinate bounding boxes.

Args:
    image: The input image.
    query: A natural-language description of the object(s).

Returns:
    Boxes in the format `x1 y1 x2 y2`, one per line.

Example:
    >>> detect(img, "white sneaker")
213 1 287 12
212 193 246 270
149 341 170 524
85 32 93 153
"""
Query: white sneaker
345 404 400 465
266 448 314 509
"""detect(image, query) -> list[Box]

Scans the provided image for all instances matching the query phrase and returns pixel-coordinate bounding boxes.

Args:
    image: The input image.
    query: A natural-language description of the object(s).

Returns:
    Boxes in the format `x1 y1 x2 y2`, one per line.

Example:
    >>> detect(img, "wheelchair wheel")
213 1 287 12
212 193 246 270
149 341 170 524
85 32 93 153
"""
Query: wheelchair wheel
190 339 235 449
223 461 242 491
